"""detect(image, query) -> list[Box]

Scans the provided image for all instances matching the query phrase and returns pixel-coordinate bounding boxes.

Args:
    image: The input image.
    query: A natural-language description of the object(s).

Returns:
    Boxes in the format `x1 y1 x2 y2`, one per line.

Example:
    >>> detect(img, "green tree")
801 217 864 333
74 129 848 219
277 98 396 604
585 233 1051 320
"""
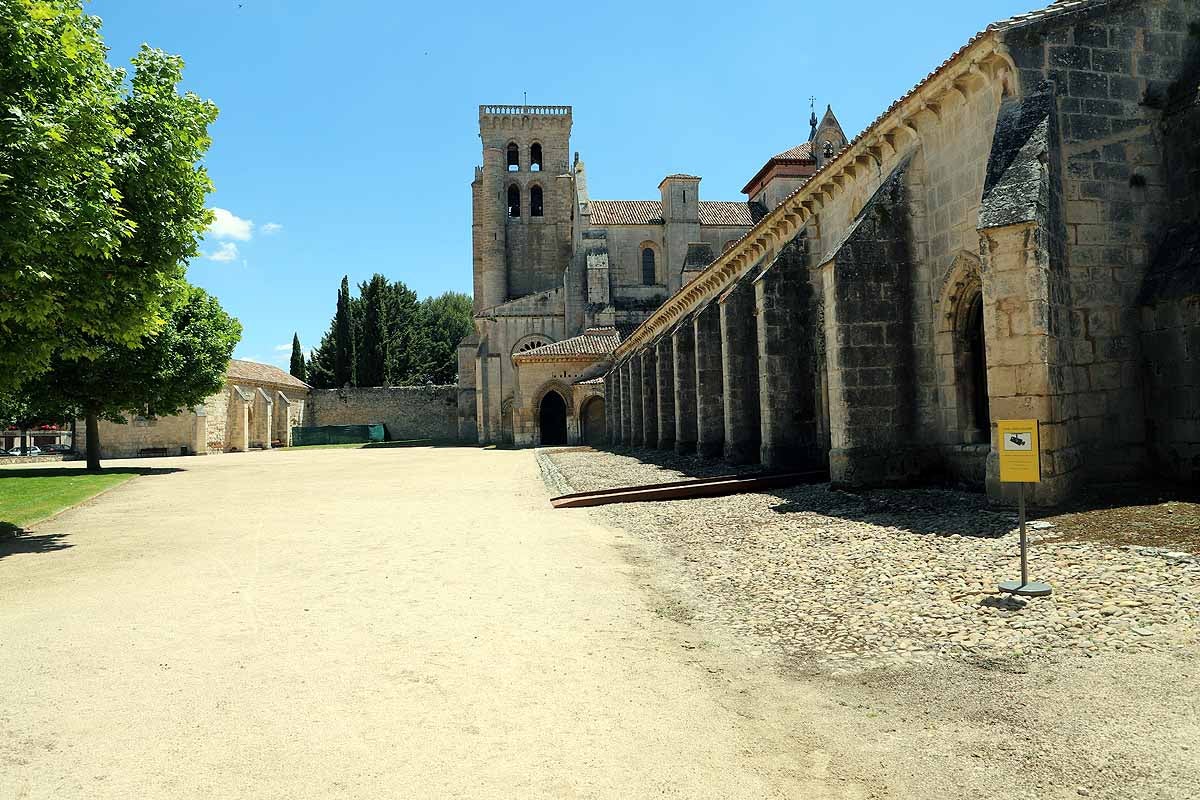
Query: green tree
0 4 216 389
356 274 389 387
306 324 335 389
289 333 306 382
333 275 355 387
28 285 241 471
383 280 424 385
419 291 473 384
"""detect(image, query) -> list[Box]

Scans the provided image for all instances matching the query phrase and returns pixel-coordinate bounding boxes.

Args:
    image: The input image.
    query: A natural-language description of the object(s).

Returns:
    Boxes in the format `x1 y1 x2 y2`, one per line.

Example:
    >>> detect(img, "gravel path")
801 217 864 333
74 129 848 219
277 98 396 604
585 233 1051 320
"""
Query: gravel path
545 446 1200 800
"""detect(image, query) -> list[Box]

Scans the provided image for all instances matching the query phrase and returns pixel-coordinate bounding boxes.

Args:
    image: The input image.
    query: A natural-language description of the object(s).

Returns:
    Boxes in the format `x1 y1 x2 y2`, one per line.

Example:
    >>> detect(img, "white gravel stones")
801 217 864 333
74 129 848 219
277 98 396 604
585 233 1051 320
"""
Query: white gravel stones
548 449 1200 672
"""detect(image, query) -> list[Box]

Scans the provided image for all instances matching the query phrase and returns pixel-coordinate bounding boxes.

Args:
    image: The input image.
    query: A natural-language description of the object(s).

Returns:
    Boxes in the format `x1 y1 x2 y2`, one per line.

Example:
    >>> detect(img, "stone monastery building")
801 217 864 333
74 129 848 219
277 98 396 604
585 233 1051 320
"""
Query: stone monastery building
77 360 310 459
462 0 1200 505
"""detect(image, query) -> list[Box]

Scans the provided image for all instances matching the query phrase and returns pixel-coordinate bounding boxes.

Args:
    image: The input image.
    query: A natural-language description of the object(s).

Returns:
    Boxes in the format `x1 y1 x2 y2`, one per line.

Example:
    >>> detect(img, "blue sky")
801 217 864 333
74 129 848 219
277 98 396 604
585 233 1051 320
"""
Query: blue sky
89 0 1037 369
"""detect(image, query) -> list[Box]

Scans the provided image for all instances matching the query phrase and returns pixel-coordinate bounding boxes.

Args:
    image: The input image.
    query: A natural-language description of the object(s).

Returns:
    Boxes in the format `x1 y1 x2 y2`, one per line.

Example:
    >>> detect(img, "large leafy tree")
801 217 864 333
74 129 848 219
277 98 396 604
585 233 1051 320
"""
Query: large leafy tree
29 285 241 471
0 3 216 389
419 291 473 384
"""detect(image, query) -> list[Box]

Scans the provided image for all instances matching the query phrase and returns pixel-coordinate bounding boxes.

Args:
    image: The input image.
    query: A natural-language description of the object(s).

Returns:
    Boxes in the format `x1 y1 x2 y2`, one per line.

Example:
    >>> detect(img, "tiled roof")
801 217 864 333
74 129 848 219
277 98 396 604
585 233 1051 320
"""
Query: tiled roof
989 0 1111 31
588 200 756 227
590 200 663 225
772 142 815 161
662 173 701 180
226 358 310 390
513 327 621 360
699 202 757 226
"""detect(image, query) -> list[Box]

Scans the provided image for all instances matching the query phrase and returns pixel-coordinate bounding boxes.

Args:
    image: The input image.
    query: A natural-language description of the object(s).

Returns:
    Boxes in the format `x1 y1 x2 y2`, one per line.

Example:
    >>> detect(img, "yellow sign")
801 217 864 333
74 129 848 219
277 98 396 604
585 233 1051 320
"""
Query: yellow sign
997 419 1041 483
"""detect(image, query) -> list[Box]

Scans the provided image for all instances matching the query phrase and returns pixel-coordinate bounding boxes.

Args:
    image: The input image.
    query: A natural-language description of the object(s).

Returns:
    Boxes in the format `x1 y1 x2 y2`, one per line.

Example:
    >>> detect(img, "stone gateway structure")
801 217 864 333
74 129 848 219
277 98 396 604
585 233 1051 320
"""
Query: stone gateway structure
597 0 1200 504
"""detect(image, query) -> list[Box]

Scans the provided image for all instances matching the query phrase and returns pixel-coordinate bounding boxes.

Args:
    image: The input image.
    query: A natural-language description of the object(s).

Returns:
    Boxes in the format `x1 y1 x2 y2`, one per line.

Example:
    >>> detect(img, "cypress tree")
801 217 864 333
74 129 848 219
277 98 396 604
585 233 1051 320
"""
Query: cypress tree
333 276 356 387
357 274 388 387
289 333 307 382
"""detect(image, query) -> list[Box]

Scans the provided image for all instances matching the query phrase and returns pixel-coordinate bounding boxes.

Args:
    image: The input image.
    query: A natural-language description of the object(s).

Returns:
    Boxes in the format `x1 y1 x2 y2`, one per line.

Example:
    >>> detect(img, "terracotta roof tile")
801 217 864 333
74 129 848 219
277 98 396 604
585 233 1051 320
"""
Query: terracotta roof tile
772 142 815 161
588 200 756 227
513 327 621 360
226 359 310 390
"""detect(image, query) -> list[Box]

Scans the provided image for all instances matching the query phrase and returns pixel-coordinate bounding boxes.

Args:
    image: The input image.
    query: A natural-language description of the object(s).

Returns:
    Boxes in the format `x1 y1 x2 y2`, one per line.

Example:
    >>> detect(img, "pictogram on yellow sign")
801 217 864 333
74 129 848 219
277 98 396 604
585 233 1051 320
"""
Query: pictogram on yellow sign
997 419 1041 483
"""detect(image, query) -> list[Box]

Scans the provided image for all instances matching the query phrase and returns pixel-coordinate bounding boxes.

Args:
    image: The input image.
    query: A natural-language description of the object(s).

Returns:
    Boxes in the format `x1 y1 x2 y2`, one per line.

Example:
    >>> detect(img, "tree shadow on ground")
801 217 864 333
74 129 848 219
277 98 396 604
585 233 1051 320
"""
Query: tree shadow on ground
0 523 72 561
0 466 184 479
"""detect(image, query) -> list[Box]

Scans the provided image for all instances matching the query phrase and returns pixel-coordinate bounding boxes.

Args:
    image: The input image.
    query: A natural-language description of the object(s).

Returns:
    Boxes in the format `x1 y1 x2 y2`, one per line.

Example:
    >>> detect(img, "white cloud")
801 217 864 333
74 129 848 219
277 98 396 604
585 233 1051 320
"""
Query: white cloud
207 208 253 241
206 241 239 262
273 343 291 352
261 222 284 235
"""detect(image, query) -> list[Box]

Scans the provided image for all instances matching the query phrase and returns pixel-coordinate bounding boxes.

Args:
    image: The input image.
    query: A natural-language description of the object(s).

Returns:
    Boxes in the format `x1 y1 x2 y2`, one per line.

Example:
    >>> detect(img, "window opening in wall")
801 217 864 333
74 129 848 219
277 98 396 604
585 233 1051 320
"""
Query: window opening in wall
823 140 834 159
506 142 519 171
507 184 521 217
517 338 549 353
530 185 544 217
530 143 543 172
965 293 990 437
641 247 656 285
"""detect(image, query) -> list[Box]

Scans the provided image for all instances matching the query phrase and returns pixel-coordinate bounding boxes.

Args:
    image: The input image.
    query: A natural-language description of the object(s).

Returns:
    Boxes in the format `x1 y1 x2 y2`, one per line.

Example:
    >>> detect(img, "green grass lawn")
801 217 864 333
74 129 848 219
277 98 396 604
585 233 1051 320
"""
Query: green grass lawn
0 469 139 529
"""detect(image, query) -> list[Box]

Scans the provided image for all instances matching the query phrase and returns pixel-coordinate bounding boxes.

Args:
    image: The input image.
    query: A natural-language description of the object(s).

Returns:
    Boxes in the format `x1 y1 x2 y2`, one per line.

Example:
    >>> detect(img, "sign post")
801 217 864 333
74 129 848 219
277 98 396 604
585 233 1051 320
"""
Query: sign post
995 419 1052 598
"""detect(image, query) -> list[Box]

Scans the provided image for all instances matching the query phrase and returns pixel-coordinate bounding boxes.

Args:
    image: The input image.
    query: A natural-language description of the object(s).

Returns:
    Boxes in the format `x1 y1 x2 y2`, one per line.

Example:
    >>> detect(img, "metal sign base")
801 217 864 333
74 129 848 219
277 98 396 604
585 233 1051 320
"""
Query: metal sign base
997 481 1053 599
998 579 1053 597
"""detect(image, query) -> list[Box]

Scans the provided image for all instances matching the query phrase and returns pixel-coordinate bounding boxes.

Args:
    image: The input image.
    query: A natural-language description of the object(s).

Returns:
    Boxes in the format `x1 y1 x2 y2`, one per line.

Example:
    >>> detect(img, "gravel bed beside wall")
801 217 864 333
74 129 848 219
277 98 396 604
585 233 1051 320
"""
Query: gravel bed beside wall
546 448 1200 672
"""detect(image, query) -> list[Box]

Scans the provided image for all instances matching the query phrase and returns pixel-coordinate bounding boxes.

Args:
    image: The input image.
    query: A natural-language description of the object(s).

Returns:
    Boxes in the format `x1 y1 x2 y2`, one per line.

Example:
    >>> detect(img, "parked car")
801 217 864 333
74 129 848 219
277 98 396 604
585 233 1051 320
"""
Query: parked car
6 446 41 456
42 443 72 454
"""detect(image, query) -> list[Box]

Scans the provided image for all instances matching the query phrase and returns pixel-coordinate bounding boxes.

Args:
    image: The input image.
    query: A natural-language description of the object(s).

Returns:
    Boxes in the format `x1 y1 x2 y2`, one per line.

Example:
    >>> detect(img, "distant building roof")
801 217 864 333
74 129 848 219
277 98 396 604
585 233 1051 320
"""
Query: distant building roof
226 359 310 390
513 327 621 361
588 200 757 227
741 141 818 196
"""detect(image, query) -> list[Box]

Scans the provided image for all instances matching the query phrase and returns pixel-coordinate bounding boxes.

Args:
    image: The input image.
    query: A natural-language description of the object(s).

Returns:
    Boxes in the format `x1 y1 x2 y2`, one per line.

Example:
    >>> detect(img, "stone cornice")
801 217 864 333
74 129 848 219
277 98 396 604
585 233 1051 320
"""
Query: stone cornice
613 32 1015 359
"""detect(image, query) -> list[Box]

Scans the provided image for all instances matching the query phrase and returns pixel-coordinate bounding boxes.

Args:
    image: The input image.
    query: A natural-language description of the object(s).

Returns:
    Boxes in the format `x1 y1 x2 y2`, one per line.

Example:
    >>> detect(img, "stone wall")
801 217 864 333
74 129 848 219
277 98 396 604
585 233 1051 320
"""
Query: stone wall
606 0 1200 505
306 386 460 441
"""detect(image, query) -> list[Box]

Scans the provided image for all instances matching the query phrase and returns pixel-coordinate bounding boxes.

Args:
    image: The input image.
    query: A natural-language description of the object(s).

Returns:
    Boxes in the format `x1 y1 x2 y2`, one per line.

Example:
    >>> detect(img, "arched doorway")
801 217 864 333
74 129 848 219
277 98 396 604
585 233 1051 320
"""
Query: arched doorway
964 293 990 440
581 396 606 446
539 391 568 446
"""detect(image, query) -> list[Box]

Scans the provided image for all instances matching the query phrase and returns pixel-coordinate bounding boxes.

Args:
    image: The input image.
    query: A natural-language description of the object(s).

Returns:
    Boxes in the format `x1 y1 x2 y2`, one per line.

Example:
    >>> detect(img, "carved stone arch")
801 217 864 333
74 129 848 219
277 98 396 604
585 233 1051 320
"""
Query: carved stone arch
512 333 555 361
533 379 576 417
935 251 989 444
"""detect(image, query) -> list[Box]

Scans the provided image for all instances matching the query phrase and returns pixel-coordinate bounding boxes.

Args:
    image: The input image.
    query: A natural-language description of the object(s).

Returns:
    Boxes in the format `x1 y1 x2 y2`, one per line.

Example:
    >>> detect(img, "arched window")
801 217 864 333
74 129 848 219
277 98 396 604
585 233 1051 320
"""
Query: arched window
530 143 543 172
506 142 519 171
507 184 521 217
530 185 544 217
641 247 656 285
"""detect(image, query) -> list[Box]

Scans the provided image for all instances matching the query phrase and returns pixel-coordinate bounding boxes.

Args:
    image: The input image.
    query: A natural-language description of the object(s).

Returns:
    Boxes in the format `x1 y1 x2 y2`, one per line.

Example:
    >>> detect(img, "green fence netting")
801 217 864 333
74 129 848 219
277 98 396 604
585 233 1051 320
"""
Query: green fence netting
291 424 385 446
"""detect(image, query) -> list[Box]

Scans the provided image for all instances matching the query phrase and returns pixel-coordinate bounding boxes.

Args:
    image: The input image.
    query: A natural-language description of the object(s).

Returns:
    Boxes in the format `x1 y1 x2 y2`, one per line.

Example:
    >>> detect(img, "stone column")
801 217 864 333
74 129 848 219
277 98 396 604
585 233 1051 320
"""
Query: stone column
672 320 697 454
627 358 643 448
720 274 761 465
620 360 633 446
693 301 725 458
655 336 675 450
640 349 658 448
604 371 614 448
755 236 824 470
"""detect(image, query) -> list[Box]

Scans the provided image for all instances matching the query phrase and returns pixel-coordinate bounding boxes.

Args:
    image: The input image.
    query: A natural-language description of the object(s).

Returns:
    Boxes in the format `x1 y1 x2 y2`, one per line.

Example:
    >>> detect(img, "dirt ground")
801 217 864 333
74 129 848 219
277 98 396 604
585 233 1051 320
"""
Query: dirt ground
1 447 1195 799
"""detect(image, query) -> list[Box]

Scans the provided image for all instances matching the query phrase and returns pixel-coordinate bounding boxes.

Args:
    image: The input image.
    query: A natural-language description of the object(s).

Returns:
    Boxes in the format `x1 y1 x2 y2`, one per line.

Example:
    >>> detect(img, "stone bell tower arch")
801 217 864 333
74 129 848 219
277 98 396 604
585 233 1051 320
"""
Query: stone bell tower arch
472 105 574 311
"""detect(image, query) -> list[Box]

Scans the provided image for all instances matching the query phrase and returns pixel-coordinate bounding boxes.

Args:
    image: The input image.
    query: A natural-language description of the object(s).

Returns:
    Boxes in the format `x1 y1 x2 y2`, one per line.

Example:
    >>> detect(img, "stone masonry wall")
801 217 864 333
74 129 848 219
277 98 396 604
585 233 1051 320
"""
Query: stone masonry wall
307 386 459 441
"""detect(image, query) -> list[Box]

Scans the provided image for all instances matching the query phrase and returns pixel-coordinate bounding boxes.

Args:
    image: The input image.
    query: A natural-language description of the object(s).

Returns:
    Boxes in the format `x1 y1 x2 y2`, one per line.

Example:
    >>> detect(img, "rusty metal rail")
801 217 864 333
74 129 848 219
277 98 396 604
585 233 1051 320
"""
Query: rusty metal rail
551 471 825 509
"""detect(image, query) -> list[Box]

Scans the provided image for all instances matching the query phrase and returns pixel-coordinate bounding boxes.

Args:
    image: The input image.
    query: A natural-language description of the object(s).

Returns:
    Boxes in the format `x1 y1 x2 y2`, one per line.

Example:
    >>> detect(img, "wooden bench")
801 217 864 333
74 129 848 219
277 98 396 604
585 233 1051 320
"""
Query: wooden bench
138 447 170 458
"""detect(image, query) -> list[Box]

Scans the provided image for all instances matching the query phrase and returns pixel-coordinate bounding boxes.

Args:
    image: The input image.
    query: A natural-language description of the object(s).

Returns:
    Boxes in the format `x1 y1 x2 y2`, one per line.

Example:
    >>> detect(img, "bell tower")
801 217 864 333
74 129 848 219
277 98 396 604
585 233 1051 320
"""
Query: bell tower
472 105 574 311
